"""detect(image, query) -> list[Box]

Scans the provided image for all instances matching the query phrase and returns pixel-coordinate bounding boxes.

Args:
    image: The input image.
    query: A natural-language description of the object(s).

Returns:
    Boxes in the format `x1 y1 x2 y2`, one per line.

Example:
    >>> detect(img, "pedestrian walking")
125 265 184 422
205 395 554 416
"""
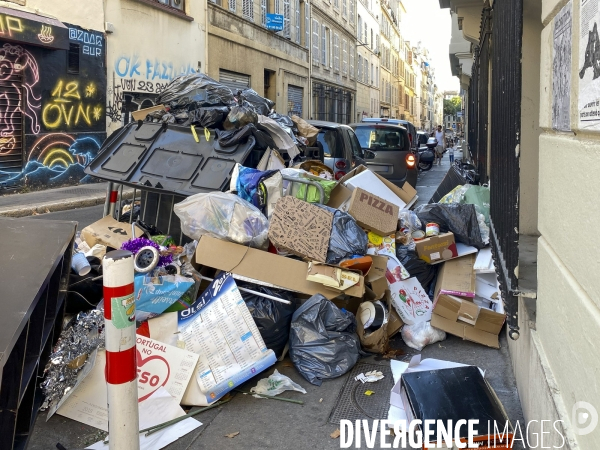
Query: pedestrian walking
448 145 455 164
434 125 445 166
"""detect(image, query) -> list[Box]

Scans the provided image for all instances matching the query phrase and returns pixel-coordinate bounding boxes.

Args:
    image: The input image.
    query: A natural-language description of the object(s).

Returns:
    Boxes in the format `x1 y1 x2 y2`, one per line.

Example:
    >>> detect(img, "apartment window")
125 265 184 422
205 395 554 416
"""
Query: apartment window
342 0 347 17
243 0 254 20
229 0 236 13
364 59 368 84
68 44 80 74
349 0 354 20
321 25 328 66
357 15 362 41
312 19 320 65
334 0 339 8
349 48 354 79
283 0 291 38
375 35 379 53
261 0 267 25
364 24 367 46
371 63 373 85
304 0 309 48
357 55 362 82
342 39 348 75
333 33 340 72
375 66 378 87
295 0 300 43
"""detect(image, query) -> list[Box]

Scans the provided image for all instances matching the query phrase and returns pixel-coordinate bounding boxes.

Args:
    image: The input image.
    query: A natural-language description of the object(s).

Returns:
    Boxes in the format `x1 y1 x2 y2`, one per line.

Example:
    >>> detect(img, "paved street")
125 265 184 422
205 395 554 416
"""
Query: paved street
27 146 525 450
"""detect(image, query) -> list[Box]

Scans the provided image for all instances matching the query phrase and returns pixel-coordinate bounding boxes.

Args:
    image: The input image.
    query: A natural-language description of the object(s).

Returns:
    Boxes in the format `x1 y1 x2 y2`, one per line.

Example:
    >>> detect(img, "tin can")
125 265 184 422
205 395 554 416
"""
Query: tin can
425 222 440 237
411 230 425 241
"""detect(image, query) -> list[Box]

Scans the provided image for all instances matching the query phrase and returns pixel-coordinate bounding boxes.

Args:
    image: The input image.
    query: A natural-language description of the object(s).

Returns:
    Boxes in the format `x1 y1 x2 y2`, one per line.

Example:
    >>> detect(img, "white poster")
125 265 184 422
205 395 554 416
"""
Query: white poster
553 1 572 131
579 0 600 128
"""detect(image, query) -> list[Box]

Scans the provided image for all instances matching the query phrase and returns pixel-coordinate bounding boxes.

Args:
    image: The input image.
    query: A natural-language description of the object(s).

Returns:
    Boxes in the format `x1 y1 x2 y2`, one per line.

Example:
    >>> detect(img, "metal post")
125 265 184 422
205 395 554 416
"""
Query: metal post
107 183 120 218
102 250 139 450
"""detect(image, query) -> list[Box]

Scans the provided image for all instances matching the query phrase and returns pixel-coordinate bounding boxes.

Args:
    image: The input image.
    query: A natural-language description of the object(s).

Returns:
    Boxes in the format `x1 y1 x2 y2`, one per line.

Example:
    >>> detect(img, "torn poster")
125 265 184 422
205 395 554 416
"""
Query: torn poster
579 0 600 128
553 0 572 131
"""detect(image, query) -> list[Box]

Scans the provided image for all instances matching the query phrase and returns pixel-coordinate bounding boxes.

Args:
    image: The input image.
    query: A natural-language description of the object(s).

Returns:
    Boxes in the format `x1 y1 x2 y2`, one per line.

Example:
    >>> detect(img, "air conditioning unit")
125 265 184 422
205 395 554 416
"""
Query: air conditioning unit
171 0 184 9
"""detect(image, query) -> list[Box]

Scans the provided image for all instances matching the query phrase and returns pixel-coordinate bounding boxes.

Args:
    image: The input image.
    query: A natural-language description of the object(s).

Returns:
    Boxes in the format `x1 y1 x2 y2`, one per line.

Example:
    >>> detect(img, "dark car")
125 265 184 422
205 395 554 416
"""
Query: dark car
417 131 429 148
361 118 419 151
307 120 365 180
350 122 418 188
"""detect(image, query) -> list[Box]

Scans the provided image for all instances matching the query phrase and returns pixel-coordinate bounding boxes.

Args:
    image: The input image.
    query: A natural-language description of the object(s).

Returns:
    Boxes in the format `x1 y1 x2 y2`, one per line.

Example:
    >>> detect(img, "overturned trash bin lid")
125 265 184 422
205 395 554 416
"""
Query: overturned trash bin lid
85 121 256 196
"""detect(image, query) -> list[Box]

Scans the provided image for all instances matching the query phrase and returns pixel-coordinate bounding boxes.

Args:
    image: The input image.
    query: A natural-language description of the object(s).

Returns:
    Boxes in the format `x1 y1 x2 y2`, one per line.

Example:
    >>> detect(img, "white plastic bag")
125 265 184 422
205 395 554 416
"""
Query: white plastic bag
250 369 307 397
174 192 269 249
401 321 446 351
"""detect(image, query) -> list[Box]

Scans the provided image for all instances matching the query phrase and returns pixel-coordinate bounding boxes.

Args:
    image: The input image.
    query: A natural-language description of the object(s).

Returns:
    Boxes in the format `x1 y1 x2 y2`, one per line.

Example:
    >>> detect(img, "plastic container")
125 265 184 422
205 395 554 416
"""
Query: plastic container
425 222 440 237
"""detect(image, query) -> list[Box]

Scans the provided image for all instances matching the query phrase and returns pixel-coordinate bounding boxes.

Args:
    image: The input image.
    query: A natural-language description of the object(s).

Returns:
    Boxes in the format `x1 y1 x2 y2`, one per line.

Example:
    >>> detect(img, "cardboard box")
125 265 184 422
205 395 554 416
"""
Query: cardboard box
80 215 144 249
346 187 399 236
415 232 458 264
268 196 333 262
327 165 418 211
431 256 505 348
195 235 352 300
131 104 166 121
364 255 389 300
306 262 365 298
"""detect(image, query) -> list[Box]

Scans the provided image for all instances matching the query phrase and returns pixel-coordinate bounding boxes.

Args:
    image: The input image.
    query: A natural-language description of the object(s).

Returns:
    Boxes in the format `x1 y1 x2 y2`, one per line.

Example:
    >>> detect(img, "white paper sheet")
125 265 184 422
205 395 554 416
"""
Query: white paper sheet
86 387 202 450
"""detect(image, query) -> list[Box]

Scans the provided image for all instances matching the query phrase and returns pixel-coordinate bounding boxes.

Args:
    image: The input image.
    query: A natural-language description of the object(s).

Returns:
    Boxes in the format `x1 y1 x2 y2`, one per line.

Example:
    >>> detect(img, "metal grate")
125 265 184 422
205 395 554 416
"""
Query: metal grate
328 363 394 425
0 71 24 174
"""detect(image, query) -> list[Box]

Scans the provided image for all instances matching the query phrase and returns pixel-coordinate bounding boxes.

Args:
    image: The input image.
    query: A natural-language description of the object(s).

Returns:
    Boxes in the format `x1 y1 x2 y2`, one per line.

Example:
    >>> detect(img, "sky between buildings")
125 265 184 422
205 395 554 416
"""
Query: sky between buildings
403 0 461 92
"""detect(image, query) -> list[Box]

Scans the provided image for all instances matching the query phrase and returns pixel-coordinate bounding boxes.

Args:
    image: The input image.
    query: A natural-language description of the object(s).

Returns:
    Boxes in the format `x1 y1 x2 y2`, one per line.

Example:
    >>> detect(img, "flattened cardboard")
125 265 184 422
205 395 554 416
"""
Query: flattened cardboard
346 187 400 236
131 104 166 121
306 262 365 298
80 215 144 249
268 196 333 262
365 255 389 300
415 232 458 263
434 254 477 299
195 235 347 300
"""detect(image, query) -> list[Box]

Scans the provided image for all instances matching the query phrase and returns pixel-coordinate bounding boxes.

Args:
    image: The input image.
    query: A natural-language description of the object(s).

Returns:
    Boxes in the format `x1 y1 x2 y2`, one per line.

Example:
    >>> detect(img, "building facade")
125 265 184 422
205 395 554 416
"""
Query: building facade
442 0 600 447
355 0 379 121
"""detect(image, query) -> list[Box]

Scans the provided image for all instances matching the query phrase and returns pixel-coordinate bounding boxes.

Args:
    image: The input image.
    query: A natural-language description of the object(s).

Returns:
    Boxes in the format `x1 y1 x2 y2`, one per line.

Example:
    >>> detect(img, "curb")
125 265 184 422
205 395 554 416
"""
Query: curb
0 190 135 218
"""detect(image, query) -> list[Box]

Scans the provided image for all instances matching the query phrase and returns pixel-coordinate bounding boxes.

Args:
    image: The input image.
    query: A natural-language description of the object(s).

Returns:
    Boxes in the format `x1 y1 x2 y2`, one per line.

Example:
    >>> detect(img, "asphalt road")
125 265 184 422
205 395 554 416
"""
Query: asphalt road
27 203 103 229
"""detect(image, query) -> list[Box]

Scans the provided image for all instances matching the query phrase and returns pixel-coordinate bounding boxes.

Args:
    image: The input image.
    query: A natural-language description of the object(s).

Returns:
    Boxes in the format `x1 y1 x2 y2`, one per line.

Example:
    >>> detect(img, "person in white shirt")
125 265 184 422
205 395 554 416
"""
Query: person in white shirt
434 125 445 166
448 145 455 164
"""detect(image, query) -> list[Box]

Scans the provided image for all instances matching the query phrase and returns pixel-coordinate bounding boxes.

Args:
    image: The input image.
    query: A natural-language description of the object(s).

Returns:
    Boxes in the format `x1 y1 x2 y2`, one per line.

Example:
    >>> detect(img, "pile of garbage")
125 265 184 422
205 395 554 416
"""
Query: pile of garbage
42 146 502 447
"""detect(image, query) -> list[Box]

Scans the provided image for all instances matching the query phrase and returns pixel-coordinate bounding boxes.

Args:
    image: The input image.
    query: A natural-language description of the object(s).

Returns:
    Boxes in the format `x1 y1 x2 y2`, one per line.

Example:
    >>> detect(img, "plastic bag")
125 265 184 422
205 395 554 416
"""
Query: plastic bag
289 294 361 385
216 125 253 147
257 115 301 160
174 192 269 249
316 204 369 264
240 284 297 357
268 112 294 128
185 106 229 128
250 369 307 397
396 246 439 292
224 105 258 129
439 184 490 225
236 166 282 217
399 210 422 234
401 321 446 351
239 88 275 116
291 115 318 146
415 203 485 249
156 73 235 108
280 168 335 203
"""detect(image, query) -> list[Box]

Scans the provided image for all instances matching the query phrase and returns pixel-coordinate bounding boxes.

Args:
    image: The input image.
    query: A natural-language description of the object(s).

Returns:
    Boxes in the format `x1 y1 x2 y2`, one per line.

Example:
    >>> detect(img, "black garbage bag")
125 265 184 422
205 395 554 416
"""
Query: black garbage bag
216 125 253 147
414 203 485 249
239 88 275 116
396 246 439 292
252 128 277 149
185 106 229 128
224 105 258 130
316 204 368 264
239 283 297 357
66 256 103 314
268 112 295 128
289 294 361 385
156 73 235 108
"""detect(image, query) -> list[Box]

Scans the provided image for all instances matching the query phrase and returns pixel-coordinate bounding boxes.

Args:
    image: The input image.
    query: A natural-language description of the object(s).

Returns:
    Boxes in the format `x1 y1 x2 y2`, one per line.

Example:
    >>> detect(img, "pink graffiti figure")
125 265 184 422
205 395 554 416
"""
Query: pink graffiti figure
0 44 41 155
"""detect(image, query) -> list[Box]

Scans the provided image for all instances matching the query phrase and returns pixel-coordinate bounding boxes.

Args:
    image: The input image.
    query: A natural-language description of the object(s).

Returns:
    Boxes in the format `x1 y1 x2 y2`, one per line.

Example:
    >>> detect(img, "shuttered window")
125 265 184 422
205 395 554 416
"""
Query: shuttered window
364 59 368 84
342 0 347 17
295 0 300 43
334 0 339 8
312 19 320 65
243 0 254 20
283 0 290 38
349 48 354 79
333 33 339 72
261 0 267 25
304 0 309 48
219 69 250 93
357 55 362 82
229 0 236 13
321 24 326 65
357 15 362 40
349 0 354 21
288 85 303 116
342 38 348 76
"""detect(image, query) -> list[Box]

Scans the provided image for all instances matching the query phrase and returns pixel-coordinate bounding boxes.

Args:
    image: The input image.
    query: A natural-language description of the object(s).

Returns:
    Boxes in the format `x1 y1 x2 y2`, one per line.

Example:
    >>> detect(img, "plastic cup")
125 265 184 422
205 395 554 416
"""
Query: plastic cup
71 252 91 276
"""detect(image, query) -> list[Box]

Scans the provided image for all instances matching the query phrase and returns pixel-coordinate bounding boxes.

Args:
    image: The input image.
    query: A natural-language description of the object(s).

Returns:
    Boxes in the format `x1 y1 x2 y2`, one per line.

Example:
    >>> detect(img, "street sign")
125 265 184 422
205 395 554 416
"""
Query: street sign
457 111 463 117
452 124 456 128
266 14 284 31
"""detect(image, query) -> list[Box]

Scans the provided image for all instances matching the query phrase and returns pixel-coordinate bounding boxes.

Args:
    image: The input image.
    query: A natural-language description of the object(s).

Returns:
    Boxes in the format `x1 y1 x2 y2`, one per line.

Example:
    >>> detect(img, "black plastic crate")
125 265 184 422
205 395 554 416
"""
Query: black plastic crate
0 218 75 450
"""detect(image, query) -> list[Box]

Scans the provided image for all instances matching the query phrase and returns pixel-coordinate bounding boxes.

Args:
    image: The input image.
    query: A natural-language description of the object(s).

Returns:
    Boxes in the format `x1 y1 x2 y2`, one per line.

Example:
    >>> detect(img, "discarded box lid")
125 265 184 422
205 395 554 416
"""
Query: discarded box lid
268 196 333 263
346 187 400 236
85 121 255 196
414 232 477 264
434 254 476 299
306 262 365 298
400 365 513 446
195 235 348 299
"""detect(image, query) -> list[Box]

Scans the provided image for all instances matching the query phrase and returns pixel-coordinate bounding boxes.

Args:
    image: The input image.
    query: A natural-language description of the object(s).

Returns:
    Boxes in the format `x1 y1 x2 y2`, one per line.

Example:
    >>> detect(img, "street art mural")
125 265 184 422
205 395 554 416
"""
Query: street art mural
0 133 100 187
0 23 107 189
0 43 41 159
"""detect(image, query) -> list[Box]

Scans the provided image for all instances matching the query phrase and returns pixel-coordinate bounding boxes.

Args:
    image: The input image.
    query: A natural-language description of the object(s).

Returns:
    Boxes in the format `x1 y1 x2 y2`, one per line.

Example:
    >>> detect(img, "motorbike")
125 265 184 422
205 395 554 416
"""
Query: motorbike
417 137 437 171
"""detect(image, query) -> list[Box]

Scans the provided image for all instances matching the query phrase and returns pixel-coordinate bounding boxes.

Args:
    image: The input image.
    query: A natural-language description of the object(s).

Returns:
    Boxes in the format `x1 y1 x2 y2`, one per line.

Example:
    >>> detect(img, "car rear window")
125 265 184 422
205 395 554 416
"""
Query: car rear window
316 129 344 158
353 126 407 151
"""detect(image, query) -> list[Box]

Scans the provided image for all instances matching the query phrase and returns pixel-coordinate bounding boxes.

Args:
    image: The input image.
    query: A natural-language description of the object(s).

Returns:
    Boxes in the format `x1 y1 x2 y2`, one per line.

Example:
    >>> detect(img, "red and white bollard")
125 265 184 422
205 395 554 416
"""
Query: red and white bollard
103 250 140 450
106 182 120 218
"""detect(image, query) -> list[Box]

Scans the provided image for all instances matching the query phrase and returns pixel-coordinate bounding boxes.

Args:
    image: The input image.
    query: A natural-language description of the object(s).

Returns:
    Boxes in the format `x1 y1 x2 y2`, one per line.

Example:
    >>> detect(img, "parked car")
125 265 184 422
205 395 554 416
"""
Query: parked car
308 120 366 180
350 122 418 188
361 118 418 151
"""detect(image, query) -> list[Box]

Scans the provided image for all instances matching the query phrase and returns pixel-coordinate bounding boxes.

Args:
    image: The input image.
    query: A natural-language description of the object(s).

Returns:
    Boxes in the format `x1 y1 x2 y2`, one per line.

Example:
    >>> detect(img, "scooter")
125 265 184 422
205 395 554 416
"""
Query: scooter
417 137 437 171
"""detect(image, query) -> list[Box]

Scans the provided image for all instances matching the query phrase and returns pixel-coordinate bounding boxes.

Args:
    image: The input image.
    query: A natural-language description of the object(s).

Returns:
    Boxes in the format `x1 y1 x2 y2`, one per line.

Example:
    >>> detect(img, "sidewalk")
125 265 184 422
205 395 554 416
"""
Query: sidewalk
28 147 525 450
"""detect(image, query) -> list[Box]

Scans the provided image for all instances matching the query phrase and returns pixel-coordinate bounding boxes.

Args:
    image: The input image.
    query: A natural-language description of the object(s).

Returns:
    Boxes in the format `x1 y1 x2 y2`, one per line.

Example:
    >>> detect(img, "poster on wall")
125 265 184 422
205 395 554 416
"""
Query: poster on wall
579 0 600 128
553 0 572 131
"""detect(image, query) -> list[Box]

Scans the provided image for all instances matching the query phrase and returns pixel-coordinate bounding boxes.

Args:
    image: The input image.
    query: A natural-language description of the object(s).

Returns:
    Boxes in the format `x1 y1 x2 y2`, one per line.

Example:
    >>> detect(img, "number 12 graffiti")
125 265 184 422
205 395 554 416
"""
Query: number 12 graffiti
42 80 103 129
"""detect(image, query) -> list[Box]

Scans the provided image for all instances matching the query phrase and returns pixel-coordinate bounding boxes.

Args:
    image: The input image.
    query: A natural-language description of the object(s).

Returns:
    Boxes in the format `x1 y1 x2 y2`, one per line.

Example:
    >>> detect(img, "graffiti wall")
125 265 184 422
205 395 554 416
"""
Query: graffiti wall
0 23 107 189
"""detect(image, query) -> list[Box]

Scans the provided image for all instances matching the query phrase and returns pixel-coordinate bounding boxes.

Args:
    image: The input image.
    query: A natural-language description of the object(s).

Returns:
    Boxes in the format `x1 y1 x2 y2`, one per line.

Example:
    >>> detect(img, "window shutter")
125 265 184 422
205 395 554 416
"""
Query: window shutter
305 1 310 48
342 39 347 75
349 48 354 79
229 0 236 13
342 0 347 17
321 24 326 65
349 0 354 20
283 0 290 38
334 33 339 71
312 19 320 65
243 0 254 21
295 0 300 43
357 16 362 40
364 59 368 84
357 55 362 82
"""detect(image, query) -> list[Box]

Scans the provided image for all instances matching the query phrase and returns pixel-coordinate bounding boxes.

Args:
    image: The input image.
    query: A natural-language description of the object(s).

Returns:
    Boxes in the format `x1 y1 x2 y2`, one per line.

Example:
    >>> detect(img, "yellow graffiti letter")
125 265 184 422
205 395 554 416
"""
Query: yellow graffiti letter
75 104 92 126
6 17 23 37
42 104 62 129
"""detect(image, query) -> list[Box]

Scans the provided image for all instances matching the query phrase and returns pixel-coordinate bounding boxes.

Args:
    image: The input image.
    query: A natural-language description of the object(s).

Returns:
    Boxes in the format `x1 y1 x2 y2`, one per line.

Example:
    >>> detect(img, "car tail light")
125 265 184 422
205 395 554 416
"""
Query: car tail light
335 171 346 180
335 160 347 169
406 154 416 168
